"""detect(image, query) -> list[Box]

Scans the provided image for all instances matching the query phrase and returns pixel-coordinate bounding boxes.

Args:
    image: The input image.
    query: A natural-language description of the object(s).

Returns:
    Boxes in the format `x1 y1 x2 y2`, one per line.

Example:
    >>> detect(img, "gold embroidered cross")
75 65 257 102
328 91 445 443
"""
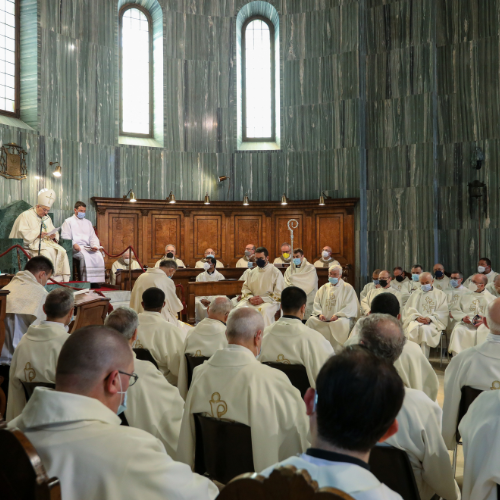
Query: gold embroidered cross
422 296 436 315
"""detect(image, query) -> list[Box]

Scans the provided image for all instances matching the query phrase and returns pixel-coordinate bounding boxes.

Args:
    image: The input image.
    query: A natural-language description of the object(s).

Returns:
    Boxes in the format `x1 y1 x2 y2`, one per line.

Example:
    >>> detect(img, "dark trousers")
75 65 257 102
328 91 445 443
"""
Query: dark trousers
0 364 10 418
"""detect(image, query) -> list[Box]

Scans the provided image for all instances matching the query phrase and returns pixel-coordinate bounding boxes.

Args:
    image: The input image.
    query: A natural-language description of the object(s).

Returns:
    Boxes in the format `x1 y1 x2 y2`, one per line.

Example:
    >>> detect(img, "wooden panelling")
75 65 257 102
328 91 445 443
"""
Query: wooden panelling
108 212 140 255
233 215 264 260
151 214 181 258
315 213 344 260
275 214 303 255
193 215 223 259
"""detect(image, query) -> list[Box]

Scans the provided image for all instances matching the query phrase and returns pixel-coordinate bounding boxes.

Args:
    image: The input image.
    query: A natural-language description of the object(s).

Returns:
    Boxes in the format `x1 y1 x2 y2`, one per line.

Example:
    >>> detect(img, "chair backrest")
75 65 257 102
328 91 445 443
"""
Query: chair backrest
194 413 254 485
185 354 210 389
216 465 356 500
262 362 310 398
456 385 484 442
0 420 62 500
369 445 421 500
133 348 159 369
21 382 56 403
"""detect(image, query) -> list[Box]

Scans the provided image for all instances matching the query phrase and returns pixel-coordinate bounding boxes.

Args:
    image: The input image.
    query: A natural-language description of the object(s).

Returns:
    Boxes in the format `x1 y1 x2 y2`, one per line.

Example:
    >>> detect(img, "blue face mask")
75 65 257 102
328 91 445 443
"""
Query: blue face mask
206 254 215 259
450 279 460 288
117 376 128 415
412 274 420 282
329 277 339 285
77 212 86 219
293 258 301 266
247 261 254 269
421 284 432 292
373 279 380 285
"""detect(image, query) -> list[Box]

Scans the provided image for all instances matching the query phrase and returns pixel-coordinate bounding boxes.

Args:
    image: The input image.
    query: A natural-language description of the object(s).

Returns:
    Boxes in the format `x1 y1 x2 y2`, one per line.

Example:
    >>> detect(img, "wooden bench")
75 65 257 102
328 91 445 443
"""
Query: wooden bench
69 291 111 333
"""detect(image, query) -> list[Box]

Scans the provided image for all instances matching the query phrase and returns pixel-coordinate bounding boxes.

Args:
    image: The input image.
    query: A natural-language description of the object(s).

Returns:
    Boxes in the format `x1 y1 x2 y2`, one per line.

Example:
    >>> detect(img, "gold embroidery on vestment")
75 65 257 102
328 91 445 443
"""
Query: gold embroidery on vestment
209 392 228 418
24 362 36 382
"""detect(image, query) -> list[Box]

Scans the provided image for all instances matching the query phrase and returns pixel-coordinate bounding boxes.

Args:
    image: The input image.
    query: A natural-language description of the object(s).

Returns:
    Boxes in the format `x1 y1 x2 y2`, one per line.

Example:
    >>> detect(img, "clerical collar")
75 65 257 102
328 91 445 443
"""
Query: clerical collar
305 448 370 471
207 270 215 275
282 314 302 321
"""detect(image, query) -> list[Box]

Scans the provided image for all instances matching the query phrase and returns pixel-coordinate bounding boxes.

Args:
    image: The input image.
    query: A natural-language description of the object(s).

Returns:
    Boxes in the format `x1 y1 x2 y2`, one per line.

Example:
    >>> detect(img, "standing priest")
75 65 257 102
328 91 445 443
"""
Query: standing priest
9 189 70 282
61 201 105 282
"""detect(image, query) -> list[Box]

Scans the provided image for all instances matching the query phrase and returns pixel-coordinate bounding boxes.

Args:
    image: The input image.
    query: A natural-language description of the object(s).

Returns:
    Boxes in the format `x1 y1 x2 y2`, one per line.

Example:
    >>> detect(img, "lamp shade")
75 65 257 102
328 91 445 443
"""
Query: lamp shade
204 193 210 205
52 165 62 177
243 194 249 206
167 191 176 204
281 193 288 205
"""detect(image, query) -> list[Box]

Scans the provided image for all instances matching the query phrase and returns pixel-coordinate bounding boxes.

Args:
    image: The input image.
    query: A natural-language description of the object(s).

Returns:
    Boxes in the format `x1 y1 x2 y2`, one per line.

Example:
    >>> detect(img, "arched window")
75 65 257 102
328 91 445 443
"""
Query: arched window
0 0 19 117
119 5 153 137
242 16 275 141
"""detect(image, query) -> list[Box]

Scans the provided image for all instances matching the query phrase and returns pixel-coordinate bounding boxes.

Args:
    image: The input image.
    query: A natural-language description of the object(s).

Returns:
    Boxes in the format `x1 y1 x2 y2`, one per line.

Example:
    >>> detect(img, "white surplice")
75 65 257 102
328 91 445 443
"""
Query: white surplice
60 215 105 282
449 290 496 355
6 321 69 421
306 280 359 350
464 270 499 287
236 256 250 268
485 282 500 298
124 354 184 459
130 268 184 327
194 269 226 323
313 257 340 268
283 259 318 319
9 208 70 281
402 288 448 356
235 264 285 327
135 311 186 386
260 316 334 388
445 285 469 335
390 278 413 306
360 281 376 302
155 257 186 268
442 334 500 449
8 388 218 500
433 275 451 292
385 388 459 500
361 286 403 316
110 257 142 285
177 344 310 471
195 259 224 269
459 390 500 500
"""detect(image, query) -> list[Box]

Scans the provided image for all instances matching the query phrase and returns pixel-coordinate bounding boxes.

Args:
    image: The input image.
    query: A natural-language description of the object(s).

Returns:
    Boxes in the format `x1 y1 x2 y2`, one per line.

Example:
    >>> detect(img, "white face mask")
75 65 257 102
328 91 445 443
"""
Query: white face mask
321 250 330 259
478 266 486 273
468 282 478 292
123 258 130 265
203 262 210 271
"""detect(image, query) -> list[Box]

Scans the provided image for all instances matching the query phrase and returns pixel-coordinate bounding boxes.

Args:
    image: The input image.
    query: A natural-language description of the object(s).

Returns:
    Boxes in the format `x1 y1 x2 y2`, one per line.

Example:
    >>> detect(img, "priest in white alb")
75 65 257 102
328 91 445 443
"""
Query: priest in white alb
194 257 226 323
390 267 413 305
360 269 381 302
236 244 255 267
464 257 498 286
260 286 334 388
273 242 292 265
235 247 284 327
313 246 340 268
402 272 448 358
195 248 224 268
306 265 359 350
110 249 142 285
177 308 309 472
283 248 318 318
155 244 186 268
486 274 500 298
432 263 451 291
61 201 105 282
9 189 70 281
445 271 469 336
361 270 402 315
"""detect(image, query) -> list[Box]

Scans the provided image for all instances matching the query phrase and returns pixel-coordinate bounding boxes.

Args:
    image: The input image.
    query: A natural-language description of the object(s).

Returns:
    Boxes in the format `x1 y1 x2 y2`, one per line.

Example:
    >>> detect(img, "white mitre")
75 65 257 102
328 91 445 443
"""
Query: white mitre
37 189 56 208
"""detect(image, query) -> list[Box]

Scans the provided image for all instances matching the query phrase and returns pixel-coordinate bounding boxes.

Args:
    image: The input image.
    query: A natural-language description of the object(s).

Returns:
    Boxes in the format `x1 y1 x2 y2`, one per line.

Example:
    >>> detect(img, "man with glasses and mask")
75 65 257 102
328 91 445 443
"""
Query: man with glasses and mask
360 269 381 302
7 326 218 500
235 247 284 327
391 266 412 305
464 257 498 287
195 248 224 269
273 242 293 265
361 270 402 316
314 246 340 268
236 244 256 268
155 243 186 268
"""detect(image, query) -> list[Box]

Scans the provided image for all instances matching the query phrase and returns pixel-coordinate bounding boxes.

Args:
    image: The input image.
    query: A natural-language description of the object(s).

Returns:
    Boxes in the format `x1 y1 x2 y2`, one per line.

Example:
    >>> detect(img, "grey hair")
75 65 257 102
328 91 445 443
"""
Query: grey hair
209 297 232 317
226 308 264 342
104 306 139 341
44 288 74 319
160 259 178 270
165 244 176 252
281 242 291 249
359 313 406 364
486 300 500 334
329 264 343 275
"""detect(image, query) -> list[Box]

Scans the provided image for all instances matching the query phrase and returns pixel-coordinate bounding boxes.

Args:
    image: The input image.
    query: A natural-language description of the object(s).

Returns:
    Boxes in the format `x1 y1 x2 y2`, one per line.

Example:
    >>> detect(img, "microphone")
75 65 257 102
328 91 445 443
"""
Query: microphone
38 214 49 256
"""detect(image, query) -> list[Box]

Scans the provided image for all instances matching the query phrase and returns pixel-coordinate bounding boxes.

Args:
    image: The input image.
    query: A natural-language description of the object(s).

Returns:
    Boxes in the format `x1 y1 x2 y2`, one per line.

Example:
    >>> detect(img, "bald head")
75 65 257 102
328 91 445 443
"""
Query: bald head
486 299 500 335
473 273 488 286
226 308 264 356
208 296 232 322
419 272 433 285
359 314 406 364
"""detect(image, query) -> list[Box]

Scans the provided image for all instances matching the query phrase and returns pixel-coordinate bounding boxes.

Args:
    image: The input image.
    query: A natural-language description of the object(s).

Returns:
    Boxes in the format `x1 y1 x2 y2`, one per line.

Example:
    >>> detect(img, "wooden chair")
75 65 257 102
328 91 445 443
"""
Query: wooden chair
262 362 310 398
216 465 356 500
21 382 56 402
133 348 159 369
185 354 210 389
0 419 62 500
68 293 111 333
369 445 421 500
194 413 254 485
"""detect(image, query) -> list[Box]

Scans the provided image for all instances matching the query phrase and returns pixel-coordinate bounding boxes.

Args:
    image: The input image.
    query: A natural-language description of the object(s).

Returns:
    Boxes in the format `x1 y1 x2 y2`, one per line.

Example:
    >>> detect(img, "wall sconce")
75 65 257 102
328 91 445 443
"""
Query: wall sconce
167 191 176 204
243 194 249 206
204 192 210 205
123 189 137 203
50 162 62 177
281 193 288 205
218 175 230 183
319 192 326 206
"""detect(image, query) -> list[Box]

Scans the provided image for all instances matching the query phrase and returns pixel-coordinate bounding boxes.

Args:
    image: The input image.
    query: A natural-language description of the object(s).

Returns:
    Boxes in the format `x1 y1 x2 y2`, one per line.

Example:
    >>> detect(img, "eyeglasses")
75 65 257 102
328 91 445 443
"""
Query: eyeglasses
118 370 139 387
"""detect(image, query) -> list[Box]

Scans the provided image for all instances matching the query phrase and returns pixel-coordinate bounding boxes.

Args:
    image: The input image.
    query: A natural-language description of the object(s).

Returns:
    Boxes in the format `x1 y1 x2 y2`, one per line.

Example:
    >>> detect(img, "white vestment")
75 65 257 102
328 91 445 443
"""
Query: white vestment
445 285 469 335
177 318 228 400
433 275 451 291
230 268 251 307
485 282 500 298
449 290 496 355
61 215 105 282
236 257 250 268
110 258 142 285
360 282 376 302
177 345 310 471
306 280 359 350
235 264 284 327
259 454 402 500
402 288 448 357
194 269 225 323
361 286 402 316
313 257 340 268
195 259 224 269
464 270 499 287
125 354 184 459
9 208 70 281
442 334 500 449
459 390 500 500
8 388 218 500
390 278 413 305
273 256 292 265
6 321 69 421
385 388 459 500
284 259 318 318
0 271 47 365
136 311 186 386
260 316 334 388
130 268 183 326
155 257 186 268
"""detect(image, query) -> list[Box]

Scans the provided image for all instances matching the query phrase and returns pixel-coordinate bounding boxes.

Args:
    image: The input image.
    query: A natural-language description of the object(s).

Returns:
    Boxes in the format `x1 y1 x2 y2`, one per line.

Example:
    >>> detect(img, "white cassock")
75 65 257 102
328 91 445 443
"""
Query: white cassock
0 271 47 365
361 286 402 316
260 316 334 388
230 267 251 307
344 329 439 402
360 281 376 302
273 256 292 265
130 268 184 327
6 321 69 421
136 311 186 386
313 258 340 268
60 215 105 282
195 259 224 269
485 282 500 298
390 278 413 306
445 285 469 335
9 208 70 281
155 257 186 268
259 453 401 500
124 354 184 459
442 334 500 449
177 345 310 472
110 257 142 285
8 388 218 500
284 259 318 318
464 270 499 287
194 269 225 323
236 256 250 268
235 264 284 327
459 390 500 500
402 288 448 357
385 388 459 500
177 318 228 400
449 290 496 355
306 279 359 350
433 275 451 292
